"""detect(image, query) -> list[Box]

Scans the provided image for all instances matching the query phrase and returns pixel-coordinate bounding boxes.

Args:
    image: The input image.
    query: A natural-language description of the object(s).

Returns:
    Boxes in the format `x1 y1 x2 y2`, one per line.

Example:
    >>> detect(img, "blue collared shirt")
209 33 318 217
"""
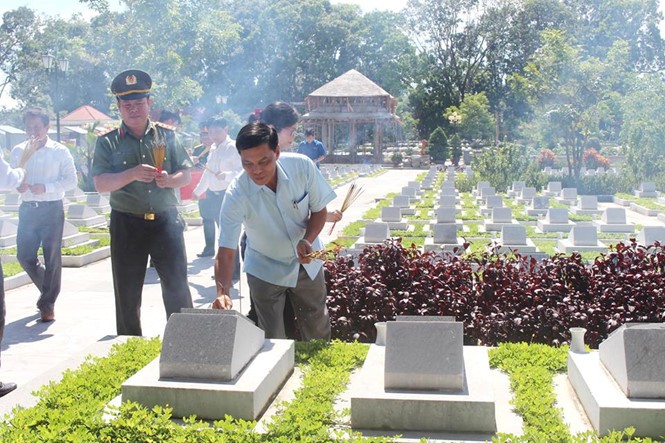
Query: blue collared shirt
10 137 77 201
218 153 336 287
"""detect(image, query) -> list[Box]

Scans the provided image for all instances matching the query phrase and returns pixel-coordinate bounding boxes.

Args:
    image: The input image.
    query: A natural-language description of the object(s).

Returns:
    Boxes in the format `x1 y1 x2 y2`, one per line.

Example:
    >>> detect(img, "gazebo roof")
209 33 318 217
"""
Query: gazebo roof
307 69 391 98
61 105 114 125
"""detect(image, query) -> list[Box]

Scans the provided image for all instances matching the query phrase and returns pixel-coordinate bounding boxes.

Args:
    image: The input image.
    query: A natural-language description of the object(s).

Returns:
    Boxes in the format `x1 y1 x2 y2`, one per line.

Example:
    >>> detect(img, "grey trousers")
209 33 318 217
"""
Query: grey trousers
246 266 331 341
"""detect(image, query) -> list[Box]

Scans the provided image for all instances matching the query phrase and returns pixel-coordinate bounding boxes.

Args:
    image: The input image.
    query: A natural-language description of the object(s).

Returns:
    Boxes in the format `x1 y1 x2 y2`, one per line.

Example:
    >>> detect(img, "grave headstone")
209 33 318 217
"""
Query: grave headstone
384 319 464 391
636 226 665 245
546 208 569 224
435 208 456 224
438 195 457 207
364 223 390 243
491 207 513 223
602 207 626 224
501 225 527 245
599 323 665 398
433 224 458 244
568 225 598 246
381 207 402 223
160 309 264 381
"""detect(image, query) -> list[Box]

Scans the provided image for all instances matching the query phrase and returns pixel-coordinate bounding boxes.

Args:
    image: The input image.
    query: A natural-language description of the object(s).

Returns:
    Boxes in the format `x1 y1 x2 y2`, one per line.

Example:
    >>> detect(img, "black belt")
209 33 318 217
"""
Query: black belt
21 200 61 208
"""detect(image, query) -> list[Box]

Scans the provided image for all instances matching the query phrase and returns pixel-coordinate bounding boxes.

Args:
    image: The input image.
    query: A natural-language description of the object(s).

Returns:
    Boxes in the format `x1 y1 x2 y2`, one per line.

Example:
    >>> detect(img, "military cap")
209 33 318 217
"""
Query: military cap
111 69 152 100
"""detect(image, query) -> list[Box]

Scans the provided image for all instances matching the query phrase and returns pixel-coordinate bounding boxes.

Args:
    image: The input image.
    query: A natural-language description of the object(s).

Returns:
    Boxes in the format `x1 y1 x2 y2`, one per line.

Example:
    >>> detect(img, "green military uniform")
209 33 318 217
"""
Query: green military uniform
92 69 194 336
93 121 192 214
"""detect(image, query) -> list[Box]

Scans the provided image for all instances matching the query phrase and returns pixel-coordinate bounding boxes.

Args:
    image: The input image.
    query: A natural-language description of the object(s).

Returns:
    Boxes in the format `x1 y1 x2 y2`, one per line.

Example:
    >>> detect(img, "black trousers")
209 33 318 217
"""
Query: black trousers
110 209 193 336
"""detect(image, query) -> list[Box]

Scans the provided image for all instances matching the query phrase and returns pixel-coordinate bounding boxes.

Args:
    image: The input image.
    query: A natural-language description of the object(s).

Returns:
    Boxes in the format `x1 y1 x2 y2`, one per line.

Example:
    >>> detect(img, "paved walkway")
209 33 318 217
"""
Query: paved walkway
0 168 422 414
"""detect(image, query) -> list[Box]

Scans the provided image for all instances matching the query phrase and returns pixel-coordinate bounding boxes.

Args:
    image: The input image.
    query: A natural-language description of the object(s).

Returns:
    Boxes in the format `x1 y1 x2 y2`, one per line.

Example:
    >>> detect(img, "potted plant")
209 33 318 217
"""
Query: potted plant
391 151 403 166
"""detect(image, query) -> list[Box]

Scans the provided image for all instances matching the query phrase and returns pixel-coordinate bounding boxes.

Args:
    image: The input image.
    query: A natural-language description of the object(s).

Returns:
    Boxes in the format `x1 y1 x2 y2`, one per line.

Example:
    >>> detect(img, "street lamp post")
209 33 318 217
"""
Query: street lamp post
42 54 69 142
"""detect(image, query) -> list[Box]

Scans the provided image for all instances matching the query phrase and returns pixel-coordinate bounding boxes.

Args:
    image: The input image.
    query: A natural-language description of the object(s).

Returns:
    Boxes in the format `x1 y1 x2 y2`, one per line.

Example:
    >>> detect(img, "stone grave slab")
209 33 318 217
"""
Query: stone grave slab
407 181 420 191
474 181 490 196
431 207 462 229
353 223 390 250
392 195 415 216
0 193 21 212
384 320 464 391
516 187 536 204
593 208 634 233
497 225 537 253
568 324 665 438
476 186 496 205
380 207 407 230
123 342 293 421
66 204 107 227
350 345 496 433
636 226 665 246
556 188 578 205
65 187 86 202
437 195 460 211
159 309 264 381
480 195 503 217
0 219 18 247
85 193 111 214
599 323 665 398
61 221 90 247
571 195 602 216
557 225 607 253
424 224 465 253
537 208 574 233
544 181 562 196
507 181 525 197
635 182 657 198
527 196 550 216
484 207 516 232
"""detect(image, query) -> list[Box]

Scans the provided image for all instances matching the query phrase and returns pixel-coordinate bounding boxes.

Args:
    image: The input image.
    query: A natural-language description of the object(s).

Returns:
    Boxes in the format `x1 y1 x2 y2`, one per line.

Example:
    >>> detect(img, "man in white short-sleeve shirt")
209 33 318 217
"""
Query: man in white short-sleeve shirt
212 122 335 340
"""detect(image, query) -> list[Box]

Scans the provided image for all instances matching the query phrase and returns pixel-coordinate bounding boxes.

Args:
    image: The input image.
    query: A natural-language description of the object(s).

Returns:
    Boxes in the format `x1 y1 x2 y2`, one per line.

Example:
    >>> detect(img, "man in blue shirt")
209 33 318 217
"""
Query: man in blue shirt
212 122 335 340
297 128 326 168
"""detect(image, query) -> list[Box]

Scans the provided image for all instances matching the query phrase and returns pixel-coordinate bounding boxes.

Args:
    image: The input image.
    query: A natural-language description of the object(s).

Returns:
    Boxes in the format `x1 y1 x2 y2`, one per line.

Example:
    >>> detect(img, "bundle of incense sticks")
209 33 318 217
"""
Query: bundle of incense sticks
328 181 364 235
152 132 166 172
19 136 45 167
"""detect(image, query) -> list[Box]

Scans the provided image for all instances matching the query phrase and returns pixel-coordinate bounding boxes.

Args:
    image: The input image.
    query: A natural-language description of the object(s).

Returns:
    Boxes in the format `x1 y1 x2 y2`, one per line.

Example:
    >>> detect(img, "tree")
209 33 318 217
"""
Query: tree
444 92 494 142
472 143 531 192
621 73 665 180
428 127 449 163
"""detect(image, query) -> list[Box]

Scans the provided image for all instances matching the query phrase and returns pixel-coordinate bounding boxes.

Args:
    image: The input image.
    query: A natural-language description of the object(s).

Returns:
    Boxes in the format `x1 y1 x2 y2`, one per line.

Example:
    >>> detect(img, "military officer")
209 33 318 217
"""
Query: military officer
92 69 194 336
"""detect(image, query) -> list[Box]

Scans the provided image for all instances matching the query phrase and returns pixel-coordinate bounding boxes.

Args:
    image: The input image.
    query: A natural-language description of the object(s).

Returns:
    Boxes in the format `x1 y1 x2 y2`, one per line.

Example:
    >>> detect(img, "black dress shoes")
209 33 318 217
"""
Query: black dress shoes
197 250 214 258
0 381 17 397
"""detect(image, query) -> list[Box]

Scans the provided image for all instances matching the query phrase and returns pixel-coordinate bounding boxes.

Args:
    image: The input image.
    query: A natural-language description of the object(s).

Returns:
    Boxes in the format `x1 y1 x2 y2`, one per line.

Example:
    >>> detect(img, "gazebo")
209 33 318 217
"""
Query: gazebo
61 105 114 126
301 69 397 162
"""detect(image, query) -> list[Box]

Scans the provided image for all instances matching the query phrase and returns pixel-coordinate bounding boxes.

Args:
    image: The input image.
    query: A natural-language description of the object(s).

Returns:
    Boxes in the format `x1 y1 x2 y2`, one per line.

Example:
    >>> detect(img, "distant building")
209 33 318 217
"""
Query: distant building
301 69 397 163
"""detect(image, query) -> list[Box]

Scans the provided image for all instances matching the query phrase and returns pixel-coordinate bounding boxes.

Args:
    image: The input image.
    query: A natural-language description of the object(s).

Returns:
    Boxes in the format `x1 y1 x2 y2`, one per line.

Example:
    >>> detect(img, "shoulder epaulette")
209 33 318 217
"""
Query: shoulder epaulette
155 121 176 131
97 126 119 137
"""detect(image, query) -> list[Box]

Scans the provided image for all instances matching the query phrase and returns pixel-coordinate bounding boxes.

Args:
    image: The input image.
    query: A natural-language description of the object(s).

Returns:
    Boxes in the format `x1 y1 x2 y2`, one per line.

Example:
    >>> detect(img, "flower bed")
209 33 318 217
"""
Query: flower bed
325 238 665 348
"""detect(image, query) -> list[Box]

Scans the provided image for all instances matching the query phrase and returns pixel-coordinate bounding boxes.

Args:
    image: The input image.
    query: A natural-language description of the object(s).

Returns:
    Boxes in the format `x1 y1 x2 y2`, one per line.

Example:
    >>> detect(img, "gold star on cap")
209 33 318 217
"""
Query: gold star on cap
111 69 152 100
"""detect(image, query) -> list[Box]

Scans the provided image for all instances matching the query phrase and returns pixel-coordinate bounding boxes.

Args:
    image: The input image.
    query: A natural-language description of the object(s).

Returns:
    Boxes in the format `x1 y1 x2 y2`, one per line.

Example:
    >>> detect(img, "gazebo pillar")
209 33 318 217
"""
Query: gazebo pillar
350 120 357 162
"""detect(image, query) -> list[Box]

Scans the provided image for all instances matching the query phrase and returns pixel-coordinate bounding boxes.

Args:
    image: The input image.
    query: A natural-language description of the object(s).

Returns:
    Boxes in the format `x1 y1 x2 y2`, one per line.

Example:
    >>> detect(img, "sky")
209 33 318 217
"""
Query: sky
0 0 408 17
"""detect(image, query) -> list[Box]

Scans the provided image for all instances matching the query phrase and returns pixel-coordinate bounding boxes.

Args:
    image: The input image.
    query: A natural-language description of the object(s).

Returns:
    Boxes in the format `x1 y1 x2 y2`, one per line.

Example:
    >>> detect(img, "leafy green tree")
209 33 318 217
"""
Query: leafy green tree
444 93 494 142
621 73 665 180
427 127 449 163
472 143 531 192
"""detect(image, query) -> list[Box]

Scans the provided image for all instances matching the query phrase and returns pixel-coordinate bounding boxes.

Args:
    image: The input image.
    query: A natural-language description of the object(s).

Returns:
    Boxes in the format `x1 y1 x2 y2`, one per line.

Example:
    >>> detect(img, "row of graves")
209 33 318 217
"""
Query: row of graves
319 163 383 182
542 166 618 176
112 168 665 439
347 170 665 259
121 309 665 439
0 188 111 274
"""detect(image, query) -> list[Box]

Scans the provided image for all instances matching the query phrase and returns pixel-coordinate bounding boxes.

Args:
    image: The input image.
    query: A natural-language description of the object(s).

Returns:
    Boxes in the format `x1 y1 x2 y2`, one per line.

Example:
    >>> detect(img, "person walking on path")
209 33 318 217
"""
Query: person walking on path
10 107 77 323
297 128 326 168
212 122 335 341
92 69 193 336
0 157 25 397
192 116 242 258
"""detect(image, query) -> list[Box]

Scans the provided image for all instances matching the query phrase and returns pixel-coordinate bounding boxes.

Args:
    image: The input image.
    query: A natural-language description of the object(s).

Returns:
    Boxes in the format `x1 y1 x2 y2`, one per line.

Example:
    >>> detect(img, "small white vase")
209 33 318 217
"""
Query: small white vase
375 322 387 346
569 327 587 353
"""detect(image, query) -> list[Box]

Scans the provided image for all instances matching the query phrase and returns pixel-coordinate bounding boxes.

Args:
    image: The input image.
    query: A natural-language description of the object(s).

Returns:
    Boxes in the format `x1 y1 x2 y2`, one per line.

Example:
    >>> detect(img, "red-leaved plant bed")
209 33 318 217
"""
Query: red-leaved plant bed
324 239 665 348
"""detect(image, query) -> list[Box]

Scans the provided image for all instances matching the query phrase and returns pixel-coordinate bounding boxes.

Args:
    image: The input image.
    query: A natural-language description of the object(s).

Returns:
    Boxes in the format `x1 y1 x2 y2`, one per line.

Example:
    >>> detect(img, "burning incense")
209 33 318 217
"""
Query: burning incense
328 181 364 235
